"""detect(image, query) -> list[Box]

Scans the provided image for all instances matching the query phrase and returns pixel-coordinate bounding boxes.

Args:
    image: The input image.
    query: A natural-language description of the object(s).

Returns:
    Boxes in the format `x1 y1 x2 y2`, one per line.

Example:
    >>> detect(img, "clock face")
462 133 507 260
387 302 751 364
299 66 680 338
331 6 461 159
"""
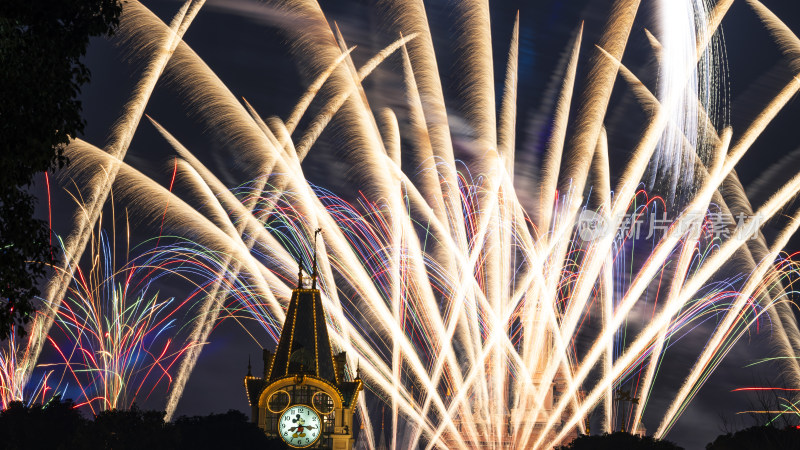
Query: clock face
279 405 321 448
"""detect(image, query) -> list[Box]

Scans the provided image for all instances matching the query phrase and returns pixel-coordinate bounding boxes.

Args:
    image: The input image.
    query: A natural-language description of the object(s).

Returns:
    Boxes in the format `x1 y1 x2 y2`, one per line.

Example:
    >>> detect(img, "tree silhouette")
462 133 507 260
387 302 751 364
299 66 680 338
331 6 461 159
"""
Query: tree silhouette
173 410 281 449
84 406 176 450
0 0 121 339
0 400 287 449
0 397 86 449
557 431 683 450
706 425 800 449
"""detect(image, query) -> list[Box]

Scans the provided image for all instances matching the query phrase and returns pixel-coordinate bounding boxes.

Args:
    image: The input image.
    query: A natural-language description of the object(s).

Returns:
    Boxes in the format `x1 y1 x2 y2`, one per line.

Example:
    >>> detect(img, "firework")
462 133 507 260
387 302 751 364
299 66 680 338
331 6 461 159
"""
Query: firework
0 326 56 409
21 0 800 448
37 219 201 414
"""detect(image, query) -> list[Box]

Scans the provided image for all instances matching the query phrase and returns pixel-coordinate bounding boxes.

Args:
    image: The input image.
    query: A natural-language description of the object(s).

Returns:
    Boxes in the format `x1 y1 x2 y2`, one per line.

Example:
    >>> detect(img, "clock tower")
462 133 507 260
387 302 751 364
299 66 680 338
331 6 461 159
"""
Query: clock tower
245 230 362 449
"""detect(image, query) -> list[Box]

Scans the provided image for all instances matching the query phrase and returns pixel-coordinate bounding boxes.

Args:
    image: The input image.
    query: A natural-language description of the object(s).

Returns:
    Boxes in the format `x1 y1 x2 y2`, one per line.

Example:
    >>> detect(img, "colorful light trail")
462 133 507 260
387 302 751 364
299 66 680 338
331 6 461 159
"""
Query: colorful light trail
4 0 800 448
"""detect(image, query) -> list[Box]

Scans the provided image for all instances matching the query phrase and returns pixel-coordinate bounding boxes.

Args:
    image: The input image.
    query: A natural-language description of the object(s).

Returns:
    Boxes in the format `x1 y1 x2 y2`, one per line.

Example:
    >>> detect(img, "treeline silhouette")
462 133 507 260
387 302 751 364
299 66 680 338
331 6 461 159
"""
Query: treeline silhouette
556 431 683 450
6 398 800 449
553 427 800 450
705 425 800 449
0 397 286 450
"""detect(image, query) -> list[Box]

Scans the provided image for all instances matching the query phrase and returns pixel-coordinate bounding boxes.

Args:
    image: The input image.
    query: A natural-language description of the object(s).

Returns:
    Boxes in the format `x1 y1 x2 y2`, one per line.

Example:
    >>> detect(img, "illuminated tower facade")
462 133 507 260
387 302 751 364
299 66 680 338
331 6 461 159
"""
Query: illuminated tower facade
245 232 362 449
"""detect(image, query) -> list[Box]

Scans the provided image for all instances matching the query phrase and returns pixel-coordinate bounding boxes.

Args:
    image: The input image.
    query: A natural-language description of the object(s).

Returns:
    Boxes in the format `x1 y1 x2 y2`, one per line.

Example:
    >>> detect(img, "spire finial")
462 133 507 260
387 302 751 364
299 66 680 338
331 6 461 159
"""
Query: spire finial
356 359 361 380
312 228 322 289
297 260 304 289
247 354 252 377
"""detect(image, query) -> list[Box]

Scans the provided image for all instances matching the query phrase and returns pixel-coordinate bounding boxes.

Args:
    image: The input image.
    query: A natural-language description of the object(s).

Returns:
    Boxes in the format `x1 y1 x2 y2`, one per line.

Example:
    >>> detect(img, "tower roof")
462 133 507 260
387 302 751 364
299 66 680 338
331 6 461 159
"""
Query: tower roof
266 283 339 384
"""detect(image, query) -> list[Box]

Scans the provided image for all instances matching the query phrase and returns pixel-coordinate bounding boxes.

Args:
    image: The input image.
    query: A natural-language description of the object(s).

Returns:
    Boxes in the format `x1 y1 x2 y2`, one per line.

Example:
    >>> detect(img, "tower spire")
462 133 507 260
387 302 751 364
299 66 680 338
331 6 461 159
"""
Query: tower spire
297 260 304 289
312 228 322 289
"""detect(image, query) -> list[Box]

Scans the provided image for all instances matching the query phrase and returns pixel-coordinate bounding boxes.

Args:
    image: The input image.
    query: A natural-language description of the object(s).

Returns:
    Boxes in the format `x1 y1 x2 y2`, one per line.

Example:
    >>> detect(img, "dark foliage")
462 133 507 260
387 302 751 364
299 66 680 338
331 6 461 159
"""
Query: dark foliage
706 425 800 449
0 399 286 450
0 397 85 450
85 406 177 450
0 0 122 339
556 432 684 450
172 409 283 449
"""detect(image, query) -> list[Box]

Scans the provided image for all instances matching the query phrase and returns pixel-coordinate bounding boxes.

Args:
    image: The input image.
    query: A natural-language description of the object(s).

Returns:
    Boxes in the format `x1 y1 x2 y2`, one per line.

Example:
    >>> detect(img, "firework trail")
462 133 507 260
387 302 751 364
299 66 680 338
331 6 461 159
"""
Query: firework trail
37 218 201 414
0 326 55 409
650 0 726 201
21 0 207 392
601 9 800 424
0 334 24 409
30 0 800 448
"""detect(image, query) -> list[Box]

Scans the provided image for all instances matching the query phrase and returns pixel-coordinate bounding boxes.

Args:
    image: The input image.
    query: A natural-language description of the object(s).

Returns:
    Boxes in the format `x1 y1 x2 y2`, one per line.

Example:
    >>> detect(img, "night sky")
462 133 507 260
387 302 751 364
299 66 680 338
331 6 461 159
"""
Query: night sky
34 0 800 448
